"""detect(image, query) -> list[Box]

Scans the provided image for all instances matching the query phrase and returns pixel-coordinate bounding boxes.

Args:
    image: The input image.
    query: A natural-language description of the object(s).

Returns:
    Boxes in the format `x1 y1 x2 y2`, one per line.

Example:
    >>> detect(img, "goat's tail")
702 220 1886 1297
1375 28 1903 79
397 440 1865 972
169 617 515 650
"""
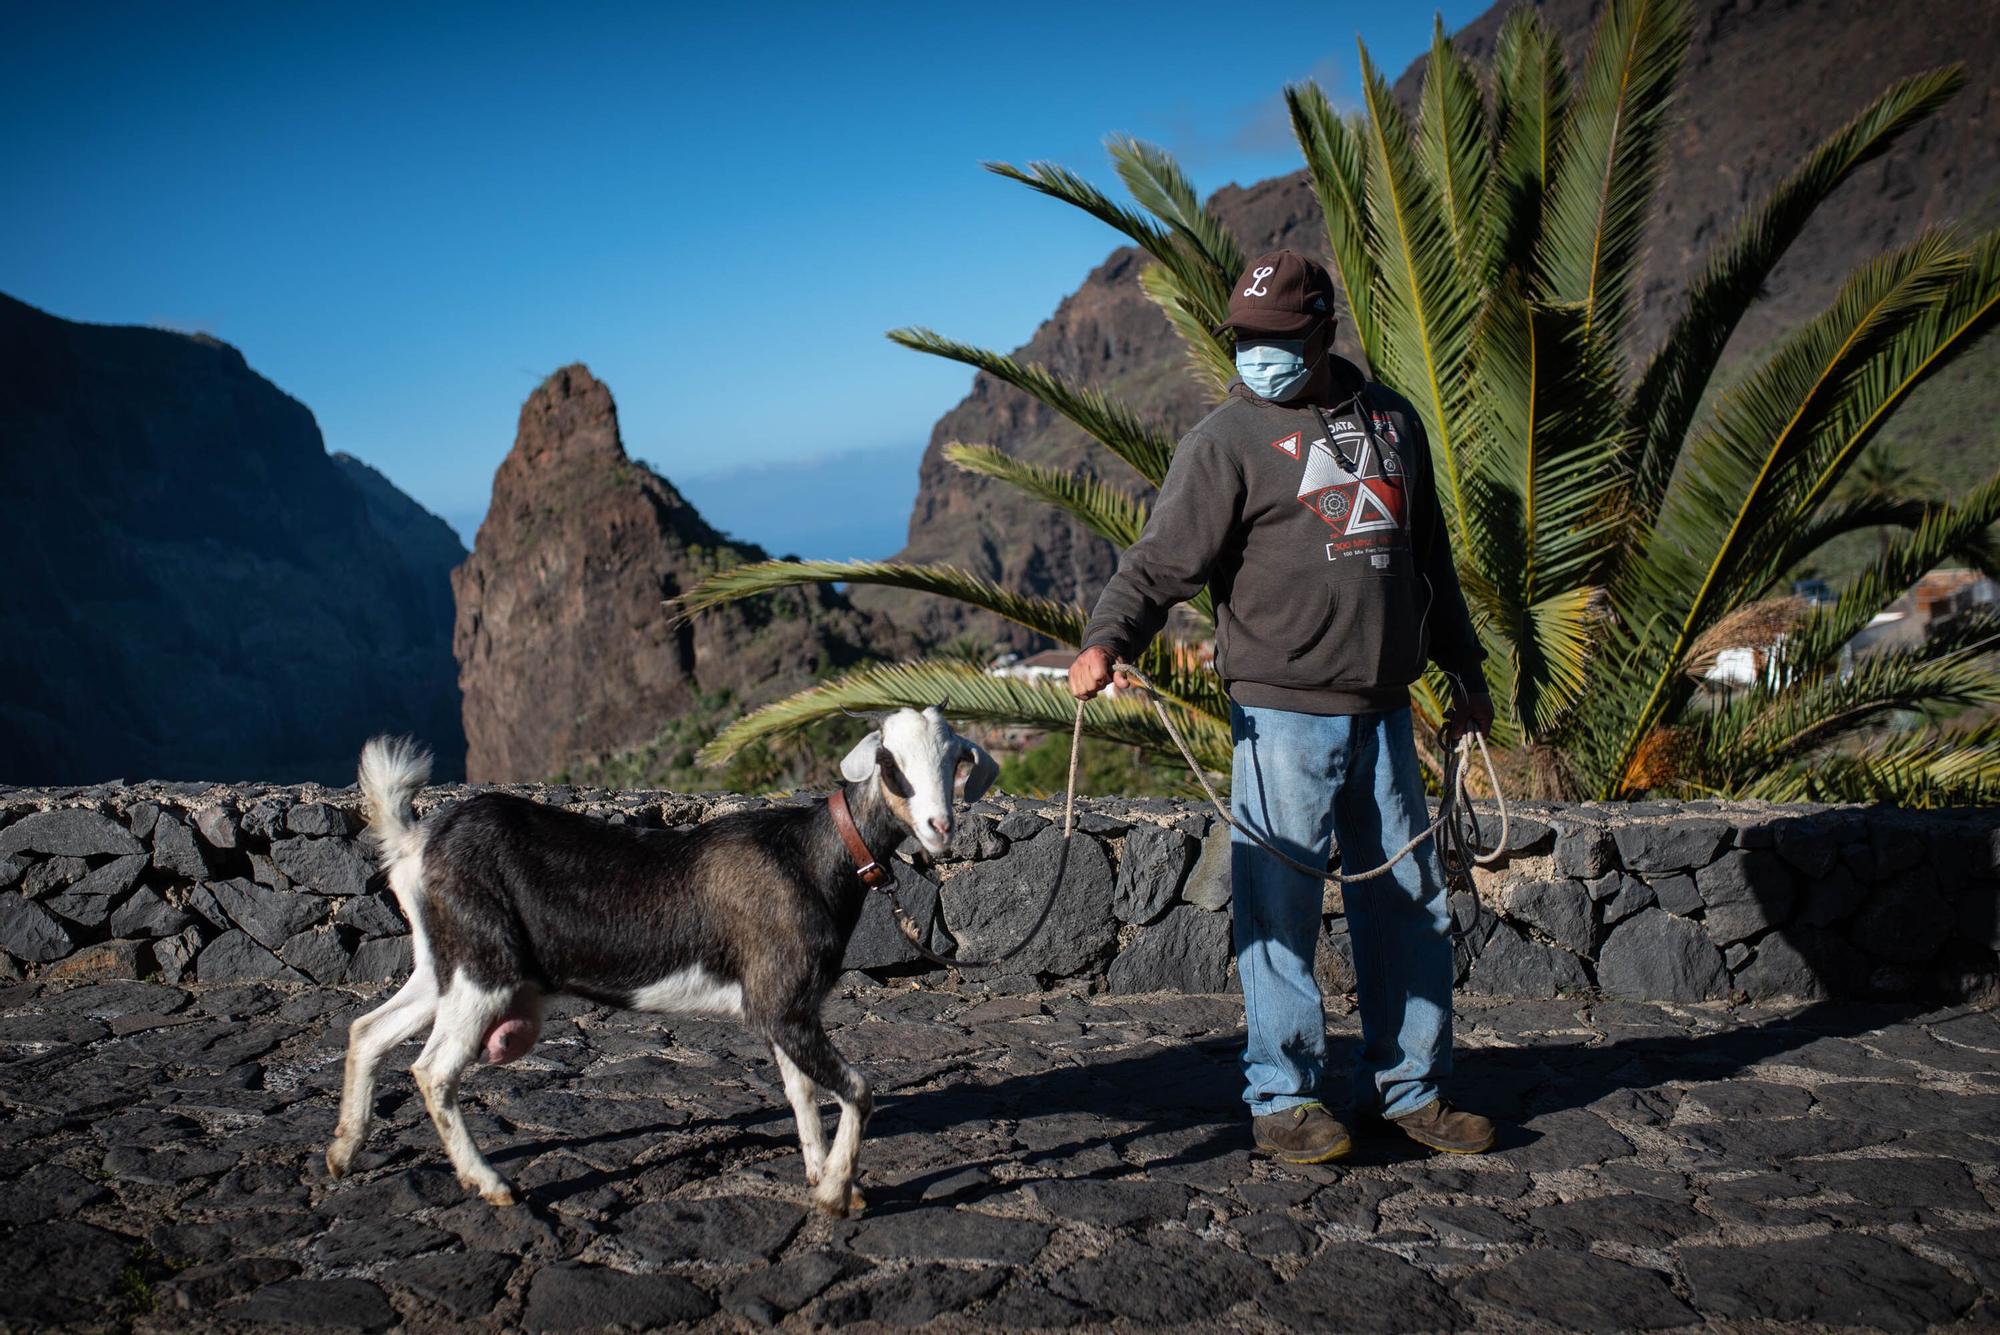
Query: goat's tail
358 735 431 869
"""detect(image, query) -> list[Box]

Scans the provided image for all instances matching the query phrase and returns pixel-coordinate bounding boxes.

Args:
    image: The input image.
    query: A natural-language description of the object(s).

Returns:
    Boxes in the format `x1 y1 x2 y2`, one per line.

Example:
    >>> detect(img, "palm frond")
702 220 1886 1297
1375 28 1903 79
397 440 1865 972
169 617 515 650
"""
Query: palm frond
1757 614 2000 755
983 158 1174 259
672 558 1086 646
697 659 1232 775
1416 17 1496 278
1686 614 2000 796
1285 82 1380 362
1658 232 1967 618
887 327 1177 485
1680 619 2000 807
1602 232 1967 787
1624 67 1967 516
1782 469 2000 671
1537 0 1691 344
941 441 1219 628
1784 228 2000 526
1107 135 1243 308
943 443 1149 550
986 158 1230 332
1473 290 1626 593
1467 284 1622 732
1490 6 1571 276
1522 587 1604 734
1761 716 2000 806
1356 39 1483 541
1138 261 1238 399
1770 492 2000 581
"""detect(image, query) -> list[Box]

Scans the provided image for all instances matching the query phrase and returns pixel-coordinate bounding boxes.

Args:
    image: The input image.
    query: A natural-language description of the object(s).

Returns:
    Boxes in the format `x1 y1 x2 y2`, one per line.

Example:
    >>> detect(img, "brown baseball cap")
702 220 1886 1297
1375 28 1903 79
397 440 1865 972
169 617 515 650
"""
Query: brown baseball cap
1216 248 1336 338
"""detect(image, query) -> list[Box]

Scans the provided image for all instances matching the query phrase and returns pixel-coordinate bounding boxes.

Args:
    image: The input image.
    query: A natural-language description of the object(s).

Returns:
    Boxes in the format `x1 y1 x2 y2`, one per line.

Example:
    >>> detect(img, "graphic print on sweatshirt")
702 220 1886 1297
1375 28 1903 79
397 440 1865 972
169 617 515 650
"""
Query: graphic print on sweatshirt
1281 408 1409 564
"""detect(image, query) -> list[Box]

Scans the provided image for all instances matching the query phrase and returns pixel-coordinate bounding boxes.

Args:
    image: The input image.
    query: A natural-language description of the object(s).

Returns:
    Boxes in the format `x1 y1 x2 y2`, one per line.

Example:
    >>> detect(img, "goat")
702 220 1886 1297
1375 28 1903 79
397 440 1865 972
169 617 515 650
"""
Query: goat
323 706 998 1216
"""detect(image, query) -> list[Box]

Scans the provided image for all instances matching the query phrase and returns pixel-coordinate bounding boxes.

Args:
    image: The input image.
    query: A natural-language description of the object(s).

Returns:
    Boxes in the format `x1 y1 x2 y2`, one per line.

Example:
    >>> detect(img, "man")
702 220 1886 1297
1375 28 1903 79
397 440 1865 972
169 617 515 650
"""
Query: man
1070 248 1495 1163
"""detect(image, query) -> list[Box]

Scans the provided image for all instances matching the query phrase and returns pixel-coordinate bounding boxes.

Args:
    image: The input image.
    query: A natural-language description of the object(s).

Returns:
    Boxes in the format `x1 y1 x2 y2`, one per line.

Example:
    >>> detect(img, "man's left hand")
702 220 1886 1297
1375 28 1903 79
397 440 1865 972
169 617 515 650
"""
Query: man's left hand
1444 690 1494 745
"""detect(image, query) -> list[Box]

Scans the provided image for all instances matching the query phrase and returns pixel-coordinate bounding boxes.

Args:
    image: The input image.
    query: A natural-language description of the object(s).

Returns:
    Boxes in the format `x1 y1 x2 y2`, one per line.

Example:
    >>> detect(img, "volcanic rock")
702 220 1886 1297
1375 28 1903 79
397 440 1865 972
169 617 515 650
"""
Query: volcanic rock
44 854 147 927
1696 849 1795 945
1107 904 1231 993
151 814 217 880
941 825 1116 978
1113 823 1197 925
0 895 74 963
1466 921 1590 998
1501 877 1596 954
842 858 949 971
1597 908 1729 1002
0 809 142 858
450 365 886 781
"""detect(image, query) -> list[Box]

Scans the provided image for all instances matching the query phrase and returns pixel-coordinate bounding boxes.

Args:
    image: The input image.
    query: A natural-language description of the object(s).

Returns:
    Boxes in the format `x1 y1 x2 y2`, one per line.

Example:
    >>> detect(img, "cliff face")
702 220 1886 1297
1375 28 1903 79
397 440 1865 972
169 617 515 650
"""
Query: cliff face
0 293 466 784
860 0 2000 647
451 365 882 782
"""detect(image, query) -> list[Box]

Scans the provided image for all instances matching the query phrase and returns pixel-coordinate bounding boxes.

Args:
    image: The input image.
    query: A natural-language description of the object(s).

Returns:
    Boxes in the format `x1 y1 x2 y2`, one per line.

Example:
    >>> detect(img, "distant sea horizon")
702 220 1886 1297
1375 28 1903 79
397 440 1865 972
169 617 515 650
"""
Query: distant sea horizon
443 441 921 564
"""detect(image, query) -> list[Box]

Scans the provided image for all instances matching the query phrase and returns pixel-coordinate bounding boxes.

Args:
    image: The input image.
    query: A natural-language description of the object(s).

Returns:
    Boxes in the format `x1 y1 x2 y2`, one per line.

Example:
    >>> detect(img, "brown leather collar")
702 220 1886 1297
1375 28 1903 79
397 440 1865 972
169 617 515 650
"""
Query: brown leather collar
828 787 891 888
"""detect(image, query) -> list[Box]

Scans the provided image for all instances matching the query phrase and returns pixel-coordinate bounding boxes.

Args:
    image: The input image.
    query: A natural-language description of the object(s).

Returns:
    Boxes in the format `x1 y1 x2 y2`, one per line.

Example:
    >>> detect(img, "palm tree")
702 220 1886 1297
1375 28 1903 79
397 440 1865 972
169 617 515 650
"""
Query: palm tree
677 0 2000 804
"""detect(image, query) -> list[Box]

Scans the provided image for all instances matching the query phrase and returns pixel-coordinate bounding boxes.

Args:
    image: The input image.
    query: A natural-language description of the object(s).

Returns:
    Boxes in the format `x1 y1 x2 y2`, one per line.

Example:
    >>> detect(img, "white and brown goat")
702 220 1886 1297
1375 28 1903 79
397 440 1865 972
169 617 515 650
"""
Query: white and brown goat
323 707 996 1215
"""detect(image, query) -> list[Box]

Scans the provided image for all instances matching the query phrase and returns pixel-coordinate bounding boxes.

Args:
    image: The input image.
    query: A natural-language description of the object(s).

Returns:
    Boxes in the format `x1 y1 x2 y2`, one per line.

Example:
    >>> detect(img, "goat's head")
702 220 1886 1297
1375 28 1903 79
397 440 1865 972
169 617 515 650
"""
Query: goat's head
839 706 998 856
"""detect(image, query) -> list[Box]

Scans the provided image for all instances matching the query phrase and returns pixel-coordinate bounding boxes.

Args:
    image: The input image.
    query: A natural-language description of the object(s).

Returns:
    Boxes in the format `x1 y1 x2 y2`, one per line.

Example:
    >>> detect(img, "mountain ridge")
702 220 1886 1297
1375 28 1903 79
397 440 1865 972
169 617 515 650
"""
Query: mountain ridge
0 291 468 783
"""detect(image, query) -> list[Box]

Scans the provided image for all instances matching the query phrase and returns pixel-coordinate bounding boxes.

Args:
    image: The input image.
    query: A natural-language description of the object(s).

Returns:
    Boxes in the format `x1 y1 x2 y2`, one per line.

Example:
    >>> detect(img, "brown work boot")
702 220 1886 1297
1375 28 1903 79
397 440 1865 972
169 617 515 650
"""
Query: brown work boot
1252 1102 1352 1165
1388 1099 1496 1154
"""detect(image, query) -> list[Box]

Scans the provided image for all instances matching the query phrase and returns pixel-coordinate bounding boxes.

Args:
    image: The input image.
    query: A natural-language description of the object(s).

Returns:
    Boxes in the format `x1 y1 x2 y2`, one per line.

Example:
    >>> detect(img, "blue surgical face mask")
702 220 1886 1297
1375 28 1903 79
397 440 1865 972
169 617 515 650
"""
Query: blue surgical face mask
1235 339 1315 401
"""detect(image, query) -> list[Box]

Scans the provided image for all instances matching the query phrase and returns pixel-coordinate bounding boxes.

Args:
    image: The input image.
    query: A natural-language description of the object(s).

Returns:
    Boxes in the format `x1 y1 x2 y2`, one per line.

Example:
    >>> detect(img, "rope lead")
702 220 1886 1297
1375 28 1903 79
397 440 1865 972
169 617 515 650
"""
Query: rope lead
883 665 1511 973
1111 661 1510 885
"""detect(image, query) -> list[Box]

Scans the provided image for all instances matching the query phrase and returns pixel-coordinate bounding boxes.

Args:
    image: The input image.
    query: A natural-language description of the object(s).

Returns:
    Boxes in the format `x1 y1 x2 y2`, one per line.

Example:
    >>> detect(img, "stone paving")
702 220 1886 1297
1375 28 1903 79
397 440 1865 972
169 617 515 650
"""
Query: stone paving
2 979 1998 1332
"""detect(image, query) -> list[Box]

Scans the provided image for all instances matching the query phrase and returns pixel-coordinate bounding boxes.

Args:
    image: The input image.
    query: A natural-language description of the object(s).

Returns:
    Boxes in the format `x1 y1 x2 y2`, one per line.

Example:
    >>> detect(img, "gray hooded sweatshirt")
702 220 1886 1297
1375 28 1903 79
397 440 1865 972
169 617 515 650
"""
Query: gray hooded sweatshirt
1081 356 1484 715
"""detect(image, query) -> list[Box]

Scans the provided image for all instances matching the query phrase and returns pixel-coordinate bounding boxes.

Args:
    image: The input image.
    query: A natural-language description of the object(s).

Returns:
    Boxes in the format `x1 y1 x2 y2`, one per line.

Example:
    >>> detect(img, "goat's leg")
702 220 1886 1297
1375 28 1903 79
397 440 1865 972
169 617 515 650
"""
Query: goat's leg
327 960 439 1178
771 1018 872 1216
770 1043 828 1184
410 974 517 1206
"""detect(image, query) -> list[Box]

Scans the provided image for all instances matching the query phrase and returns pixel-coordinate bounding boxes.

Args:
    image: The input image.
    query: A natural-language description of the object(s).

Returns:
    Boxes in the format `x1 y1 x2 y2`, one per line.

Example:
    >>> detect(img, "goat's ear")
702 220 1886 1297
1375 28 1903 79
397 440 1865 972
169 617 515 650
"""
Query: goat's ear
957 738 1000 803
839 730 883 784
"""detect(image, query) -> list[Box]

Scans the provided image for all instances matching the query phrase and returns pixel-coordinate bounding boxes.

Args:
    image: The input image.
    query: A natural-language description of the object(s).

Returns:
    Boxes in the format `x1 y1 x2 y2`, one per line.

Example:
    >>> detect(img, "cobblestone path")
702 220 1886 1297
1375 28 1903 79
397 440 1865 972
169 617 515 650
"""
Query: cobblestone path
2 979 1997 1331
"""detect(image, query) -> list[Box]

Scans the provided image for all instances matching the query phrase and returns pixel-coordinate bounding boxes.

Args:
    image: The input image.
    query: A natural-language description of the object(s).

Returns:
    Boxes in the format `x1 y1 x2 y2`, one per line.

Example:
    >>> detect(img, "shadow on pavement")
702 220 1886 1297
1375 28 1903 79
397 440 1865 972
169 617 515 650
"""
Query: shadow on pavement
479 995 1938 1216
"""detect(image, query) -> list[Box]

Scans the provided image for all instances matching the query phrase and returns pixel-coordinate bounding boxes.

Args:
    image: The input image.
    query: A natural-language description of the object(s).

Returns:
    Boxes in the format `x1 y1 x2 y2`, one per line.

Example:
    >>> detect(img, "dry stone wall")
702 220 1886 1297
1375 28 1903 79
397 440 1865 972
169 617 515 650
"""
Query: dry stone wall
1 783 1995 1004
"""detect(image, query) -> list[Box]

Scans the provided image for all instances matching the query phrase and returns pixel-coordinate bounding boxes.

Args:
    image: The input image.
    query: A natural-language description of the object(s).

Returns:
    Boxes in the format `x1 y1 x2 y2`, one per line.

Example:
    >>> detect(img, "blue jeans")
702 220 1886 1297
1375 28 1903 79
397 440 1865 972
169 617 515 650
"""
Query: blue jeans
1229 700 1455 1119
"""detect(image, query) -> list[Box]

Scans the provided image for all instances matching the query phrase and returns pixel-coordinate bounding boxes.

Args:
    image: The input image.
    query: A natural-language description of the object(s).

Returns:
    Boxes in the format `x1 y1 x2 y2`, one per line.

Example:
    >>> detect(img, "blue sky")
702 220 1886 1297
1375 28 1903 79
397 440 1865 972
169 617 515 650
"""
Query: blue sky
2 2 1487 555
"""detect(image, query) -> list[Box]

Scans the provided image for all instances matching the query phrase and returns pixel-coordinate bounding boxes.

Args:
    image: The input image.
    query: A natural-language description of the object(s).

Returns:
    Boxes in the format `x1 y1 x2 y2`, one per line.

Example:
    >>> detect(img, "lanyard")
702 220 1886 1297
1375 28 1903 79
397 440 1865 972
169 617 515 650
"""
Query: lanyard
1312 393 1370 472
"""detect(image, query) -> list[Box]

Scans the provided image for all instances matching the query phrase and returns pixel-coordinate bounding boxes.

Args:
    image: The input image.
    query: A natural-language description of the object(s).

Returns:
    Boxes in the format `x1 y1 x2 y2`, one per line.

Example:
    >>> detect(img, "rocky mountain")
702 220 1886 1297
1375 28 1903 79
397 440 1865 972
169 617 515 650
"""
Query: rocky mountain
0 292 466 784
858 0 2000 647
452 365 886 783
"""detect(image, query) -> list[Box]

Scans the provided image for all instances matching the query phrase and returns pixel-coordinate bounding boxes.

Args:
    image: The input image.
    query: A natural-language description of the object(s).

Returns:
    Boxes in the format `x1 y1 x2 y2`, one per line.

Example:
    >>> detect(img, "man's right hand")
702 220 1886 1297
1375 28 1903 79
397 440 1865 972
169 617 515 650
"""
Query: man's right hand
1068 644 1124 700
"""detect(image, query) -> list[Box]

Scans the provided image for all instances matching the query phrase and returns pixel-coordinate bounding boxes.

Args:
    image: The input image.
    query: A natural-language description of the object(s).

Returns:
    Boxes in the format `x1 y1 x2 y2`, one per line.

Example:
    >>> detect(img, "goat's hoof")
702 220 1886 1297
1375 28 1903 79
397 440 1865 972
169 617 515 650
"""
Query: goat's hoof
324 1146 351 1180
813 1185 866 1218
481 1185 518 1208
